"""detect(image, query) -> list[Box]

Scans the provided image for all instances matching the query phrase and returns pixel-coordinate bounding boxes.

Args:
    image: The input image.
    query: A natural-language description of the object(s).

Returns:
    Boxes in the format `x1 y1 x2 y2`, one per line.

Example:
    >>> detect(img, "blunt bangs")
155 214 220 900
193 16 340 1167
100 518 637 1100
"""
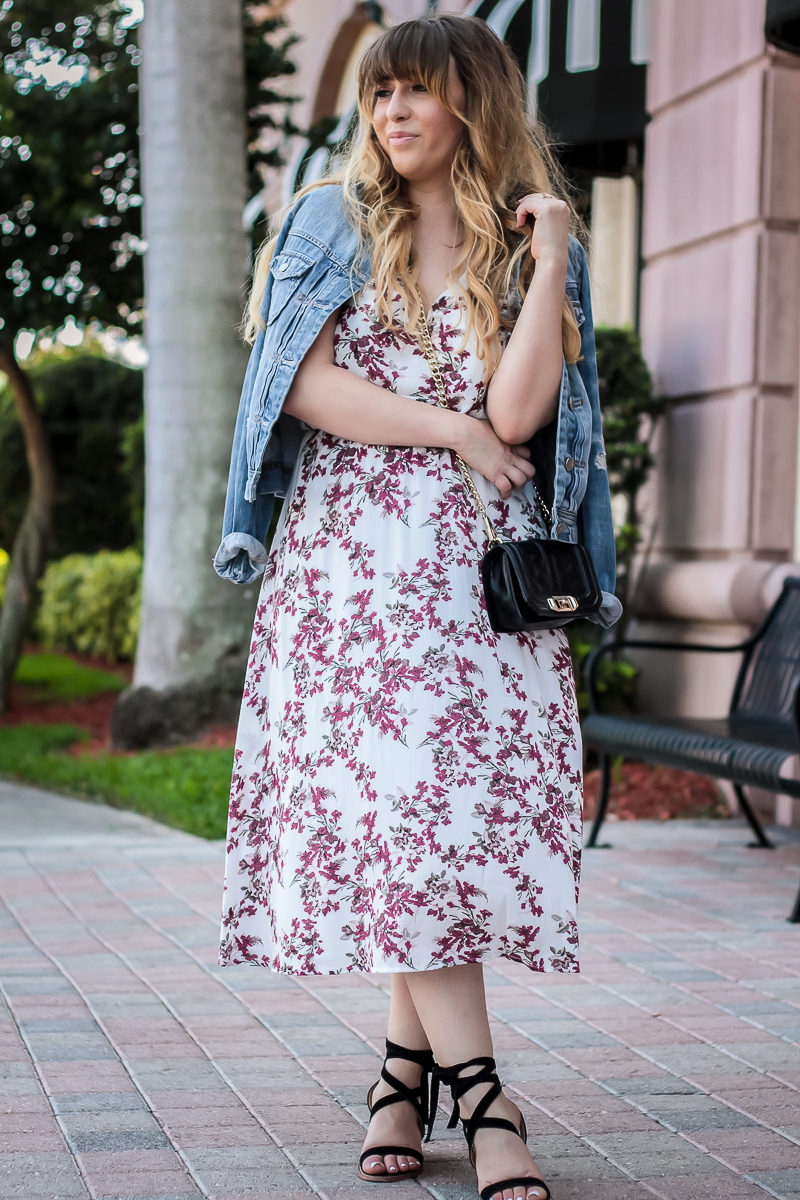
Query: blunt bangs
357 20 457 113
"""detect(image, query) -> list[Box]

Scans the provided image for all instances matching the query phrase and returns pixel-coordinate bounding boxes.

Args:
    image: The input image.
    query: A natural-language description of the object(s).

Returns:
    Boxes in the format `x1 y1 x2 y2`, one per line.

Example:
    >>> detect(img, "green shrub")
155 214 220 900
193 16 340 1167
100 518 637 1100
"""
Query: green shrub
594 325 666 629
35 549 142 663
566 326 665 728
120 412 145 550
568 626 638 720
0 342 143 556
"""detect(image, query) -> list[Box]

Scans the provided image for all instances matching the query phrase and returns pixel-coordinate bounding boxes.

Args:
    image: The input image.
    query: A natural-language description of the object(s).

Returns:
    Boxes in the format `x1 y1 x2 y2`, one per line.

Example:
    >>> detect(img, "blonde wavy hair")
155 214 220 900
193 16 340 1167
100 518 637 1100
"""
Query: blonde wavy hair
243 14 585 372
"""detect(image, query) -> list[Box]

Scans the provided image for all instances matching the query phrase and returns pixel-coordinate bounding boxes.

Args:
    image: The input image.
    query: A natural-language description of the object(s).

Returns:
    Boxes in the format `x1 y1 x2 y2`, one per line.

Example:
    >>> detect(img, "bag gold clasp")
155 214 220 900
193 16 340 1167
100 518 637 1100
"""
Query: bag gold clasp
547 595 578 612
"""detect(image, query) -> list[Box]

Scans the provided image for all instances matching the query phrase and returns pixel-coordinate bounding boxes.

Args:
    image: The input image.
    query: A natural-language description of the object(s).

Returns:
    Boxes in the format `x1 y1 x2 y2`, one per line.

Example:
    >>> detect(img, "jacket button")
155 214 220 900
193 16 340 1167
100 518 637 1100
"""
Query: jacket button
565 456 574 470
556 522 568 534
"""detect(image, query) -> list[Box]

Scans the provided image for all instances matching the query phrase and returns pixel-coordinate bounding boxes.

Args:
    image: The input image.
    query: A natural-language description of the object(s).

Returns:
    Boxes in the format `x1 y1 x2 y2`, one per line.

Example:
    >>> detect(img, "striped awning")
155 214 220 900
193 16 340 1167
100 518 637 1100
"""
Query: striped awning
468 0 649 146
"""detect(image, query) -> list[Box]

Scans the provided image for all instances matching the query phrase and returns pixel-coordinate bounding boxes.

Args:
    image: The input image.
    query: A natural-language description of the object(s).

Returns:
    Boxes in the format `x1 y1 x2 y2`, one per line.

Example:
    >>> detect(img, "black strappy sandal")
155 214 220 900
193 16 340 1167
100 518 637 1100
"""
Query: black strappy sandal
357 1038 436 1183
426 1054 551 1200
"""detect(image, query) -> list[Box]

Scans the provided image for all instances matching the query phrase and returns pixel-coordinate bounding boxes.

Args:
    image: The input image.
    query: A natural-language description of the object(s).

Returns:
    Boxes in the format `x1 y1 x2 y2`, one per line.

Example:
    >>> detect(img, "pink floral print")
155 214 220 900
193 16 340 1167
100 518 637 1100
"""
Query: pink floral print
218 284 583 975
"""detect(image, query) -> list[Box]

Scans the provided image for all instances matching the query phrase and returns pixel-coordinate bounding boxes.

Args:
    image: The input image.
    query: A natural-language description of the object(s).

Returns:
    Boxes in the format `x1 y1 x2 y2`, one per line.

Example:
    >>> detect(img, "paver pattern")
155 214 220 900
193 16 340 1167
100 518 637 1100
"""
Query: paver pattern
1 778 799 1200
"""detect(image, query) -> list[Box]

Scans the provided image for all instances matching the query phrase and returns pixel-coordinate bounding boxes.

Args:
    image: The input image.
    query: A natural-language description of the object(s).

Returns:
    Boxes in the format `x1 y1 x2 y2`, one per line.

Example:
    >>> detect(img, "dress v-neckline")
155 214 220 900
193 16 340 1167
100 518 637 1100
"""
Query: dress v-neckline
425 287 452 321
422 280 465 322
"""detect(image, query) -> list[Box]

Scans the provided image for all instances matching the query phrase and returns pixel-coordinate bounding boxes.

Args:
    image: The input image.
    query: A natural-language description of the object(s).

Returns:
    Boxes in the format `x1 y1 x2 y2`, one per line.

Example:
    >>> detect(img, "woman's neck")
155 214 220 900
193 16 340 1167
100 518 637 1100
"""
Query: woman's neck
408 183 462 249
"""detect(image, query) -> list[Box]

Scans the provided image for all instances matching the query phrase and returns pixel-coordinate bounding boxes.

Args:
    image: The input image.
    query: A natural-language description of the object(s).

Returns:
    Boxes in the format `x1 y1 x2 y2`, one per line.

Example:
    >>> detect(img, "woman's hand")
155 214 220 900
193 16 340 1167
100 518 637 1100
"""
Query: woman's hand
454 414 535 499
516 192 569 266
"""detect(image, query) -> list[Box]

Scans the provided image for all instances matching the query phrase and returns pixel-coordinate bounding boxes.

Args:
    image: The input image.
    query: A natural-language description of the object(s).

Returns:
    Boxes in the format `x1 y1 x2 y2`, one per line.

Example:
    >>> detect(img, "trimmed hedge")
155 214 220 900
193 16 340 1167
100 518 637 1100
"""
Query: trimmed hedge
35 549 142 663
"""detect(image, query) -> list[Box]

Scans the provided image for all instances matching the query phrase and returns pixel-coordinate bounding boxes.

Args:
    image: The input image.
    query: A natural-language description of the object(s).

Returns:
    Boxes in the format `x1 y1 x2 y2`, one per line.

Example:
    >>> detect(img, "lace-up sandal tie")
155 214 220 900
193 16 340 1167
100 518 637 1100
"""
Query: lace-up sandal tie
357 1039 436 1183
427 1054 550 1200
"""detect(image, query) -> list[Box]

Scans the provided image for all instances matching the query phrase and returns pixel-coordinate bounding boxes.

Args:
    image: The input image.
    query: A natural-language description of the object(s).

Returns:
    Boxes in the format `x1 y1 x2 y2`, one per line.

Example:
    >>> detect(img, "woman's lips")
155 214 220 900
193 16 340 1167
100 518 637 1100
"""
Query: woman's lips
388 133 418 144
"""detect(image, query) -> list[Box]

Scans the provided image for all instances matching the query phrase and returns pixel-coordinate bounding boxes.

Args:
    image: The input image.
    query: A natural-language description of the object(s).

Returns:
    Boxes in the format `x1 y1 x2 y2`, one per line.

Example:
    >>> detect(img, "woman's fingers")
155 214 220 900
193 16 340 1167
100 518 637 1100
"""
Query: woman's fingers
494 457 534 497
458 418 536 495
506 462 532 488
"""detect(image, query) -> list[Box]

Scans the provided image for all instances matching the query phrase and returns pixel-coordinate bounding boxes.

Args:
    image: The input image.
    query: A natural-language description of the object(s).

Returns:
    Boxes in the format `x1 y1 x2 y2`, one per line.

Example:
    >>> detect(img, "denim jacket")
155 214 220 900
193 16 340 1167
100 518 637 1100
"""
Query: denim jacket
214 183 622 629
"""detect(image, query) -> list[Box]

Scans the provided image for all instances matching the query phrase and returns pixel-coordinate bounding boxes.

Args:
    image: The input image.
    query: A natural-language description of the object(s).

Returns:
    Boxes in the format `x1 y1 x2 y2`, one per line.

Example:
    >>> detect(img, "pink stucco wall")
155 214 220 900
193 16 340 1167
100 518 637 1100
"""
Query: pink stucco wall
639 2 800 570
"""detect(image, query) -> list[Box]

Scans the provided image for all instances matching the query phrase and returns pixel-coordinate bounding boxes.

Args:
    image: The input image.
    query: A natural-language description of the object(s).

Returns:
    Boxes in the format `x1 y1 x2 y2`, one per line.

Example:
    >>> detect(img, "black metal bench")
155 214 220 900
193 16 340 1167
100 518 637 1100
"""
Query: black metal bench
582 576 800 922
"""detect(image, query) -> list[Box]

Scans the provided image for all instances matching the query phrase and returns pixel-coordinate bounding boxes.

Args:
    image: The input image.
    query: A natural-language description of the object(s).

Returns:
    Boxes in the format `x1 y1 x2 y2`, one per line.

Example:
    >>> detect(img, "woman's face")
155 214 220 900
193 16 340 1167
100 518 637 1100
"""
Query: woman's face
370 57 466 186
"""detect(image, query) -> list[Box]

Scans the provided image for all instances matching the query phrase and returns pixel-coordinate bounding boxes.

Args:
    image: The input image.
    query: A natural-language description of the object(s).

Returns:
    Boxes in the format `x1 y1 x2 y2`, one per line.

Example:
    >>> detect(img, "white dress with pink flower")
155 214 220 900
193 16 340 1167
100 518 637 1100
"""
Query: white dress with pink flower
218 283 583 976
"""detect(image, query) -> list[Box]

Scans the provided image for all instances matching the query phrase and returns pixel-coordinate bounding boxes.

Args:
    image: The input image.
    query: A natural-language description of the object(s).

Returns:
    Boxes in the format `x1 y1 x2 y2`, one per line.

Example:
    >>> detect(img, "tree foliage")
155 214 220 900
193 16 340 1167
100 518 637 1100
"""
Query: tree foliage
0 0 301 345
0 0 144 345
242 4 300 204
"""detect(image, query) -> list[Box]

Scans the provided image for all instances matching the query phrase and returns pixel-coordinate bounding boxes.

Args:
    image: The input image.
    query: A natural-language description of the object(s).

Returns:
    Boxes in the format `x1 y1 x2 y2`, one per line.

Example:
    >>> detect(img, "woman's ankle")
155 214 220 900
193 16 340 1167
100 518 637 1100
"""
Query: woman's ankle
458 1082 518 1125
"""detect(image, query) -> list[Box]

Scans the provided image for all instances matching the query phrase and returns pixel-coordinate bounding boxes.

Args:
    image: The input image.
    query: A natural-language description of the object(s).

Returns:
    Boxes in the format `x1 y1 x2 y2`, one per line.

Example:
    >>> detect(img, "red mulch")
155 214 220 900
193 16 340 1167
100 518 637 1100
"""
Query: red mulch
4 647 237 756
583 760 730 822
5 647 730 817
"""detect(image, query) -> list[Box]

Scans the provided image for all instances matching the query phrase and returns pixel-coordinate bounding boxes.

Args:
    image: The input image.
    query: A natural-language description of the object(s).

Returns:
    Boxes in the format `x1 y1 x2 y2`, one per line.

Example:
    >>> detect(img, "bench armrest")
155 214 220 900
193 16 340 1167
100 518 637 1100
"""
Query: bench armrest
584 632 761 714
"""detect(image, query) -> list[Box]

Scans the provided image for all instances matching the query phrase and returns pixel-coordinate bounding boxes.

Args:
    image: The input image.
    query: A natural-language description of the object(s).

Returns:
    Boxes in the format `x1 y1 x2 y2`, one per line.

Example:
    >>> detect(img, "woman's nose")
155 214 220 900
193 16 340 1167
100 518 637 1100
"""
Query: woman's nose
386 86 410 119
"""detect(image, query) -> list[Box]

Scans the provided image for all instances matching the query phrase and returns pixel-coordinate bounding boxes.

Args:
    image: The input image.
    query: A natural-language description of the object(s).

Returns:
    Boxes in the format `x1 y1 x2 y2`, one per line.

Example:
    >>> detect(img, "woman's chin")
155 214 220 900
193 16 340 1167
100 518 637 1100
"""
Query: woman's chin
386 150 420 175
390 161 448 187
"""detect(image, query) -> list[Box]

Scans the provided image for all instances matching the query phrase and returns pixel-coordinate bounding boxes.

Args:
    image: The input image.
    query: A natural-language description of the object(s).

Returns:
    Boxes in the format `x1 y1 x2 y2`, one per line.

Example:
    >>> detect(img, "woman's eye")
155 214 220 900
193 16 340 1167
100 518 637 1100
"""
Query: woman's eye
374 88 391 100
412 83 427 92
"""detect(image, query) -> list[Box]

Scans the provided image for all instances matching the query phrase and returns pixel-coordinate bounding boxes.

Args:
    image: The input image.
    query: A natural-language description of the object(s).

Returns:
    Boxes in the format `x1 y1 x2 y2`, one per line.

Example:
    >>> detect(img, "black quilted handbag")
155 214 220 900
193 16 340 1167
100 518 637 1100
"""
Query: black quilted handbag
416 290 603 633
480 536 602 632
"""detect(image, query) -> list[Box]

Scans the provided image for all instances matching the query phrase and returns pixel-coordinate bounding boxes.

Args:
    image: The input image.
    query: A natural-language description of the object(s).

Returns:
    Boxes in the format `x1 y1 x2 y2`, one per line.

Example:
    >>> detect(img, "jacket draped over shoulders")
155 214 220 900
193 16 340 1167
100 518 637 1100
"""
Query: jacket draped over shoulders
213 183 622 629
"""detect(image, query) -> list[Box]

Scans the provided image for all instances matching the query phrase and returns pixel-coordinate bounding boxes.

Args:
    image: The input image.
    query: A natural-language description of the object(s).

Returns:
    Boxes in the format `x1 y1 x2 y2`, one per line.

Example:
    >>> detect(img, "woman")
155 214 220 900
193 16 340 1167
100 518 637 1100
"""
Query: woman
215 15 620 1200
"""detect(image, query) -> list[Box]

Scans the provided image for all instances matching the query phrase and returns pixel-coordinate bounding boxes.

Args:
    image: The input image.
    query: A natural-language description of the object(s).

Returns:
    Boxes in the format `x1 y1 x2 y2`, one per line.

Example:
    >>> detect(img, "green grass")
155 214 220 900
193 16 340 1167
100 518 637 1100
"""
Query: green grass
0 723 233 839
14 652 127 702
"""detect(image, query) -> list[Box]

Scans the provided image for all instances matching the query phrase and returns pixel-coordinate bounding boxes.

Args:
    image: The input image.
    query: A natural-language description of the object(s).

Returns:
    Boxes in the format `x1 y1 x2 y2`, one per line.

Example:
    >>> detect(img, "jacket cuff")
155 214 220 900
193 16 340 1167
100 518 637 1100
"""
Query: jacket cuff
585 590 623 629
212 534 268 584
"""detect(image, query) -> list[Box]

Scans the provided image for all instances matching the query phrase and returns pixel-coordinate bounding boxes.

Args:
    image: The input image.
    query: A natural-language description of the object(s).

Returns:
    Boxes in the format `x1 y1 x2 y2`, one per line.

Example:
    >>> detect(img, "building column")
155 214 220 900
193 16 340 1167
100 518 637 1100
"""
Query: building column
634 0 800 823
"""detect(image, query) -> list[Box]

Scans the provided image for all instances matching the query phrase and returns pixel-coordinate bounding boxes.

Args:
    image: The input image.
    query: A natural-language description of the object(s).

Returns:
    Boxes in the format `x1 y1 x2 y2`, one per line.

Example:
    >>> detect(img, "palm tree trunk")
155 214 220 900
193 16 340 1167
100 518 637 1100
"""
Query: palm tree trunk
117 0 258 743
0 345 56 712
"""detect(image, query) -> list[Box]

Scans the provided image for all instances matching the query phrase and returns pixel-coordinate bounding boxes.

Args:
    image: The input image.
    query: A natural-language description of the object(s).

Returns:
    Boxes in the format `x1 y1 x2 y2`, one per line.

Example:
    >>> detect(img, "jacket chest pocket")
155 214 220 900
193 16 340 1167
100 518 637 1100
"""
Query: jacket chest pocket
266 251 315 325
565 280 585 328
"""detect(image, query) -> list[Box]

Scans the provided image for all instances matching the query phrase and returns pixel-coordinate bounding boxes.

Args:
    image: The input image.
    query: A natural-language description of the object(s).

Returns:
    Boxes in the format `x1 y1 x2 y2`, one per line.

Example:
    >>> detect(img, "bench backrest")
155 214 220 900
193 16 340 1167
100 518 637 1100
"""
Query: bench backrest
730 576 800 750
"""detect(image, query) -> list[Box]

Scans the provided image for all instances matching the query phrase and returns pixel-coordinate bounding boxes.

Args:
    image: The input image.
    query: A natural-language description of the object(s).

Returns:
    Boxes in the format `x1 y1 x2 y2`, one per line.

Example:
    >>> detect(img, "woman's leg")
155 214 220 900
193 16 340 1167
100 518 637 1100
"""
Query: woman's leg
388 971 430 1047
359 973 432 1177
404 964 547 1200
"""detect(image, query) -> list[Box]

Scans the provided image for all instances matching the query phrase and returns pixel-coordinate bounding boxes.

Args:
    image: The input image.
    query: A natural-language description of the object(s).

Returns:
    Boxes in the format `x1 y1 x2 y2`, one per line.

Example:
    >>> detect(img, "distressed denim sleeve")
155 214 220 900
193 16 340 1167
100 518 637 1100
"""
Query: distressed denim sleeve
574 241 622 628
212 323 275 584
212 197 307 584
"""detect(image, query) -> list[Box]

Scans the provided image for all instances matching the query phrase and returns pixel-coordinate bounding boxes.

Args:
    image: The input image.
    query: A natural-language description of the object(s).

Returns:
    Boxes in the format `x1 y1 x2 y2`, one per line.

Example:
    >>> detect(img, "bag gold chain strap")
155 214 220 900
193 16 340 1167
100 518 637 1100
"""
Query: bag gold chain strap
414 287 552 548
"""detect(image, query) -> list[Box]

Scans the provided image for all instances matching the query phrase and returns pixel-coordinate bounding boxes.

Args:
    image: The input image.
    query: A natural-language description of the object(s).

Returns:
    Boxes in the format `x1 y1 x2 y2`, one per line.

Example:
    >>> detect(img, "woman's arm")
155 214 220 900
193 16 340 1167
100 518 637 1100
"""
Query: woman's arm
484 194 569 445
283 310 535 498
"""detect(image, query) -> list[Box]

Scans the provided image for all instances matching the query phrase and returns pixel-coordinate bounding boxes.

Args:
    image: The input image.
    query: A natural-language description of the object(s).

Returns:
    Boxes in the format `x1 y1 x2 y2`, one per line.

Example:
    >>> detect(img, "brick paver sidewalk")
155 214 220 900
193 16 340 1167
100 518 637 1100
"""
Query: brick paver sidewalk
1 778 799 1200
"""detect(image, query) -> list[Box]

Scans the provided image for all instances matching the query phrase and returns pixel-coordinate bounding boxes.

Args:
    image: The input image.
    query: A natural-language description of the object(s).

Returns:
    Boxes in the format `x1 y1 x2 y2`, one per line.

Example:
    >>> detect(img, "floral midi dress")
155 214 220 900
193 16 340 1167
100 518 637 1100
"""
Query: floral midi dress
218 282 584 976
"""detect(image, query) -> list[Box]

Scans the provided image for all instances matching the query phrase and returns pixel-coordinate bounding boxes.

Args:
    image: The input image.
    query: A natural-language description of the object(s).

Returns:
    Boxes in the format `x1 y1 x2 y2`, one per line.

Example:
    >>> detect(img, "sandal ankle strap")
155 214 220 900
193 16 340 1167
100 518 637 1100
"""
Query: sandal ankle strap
374 1039 435 1133
425 1054 500 1144
384 1038 435 1069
